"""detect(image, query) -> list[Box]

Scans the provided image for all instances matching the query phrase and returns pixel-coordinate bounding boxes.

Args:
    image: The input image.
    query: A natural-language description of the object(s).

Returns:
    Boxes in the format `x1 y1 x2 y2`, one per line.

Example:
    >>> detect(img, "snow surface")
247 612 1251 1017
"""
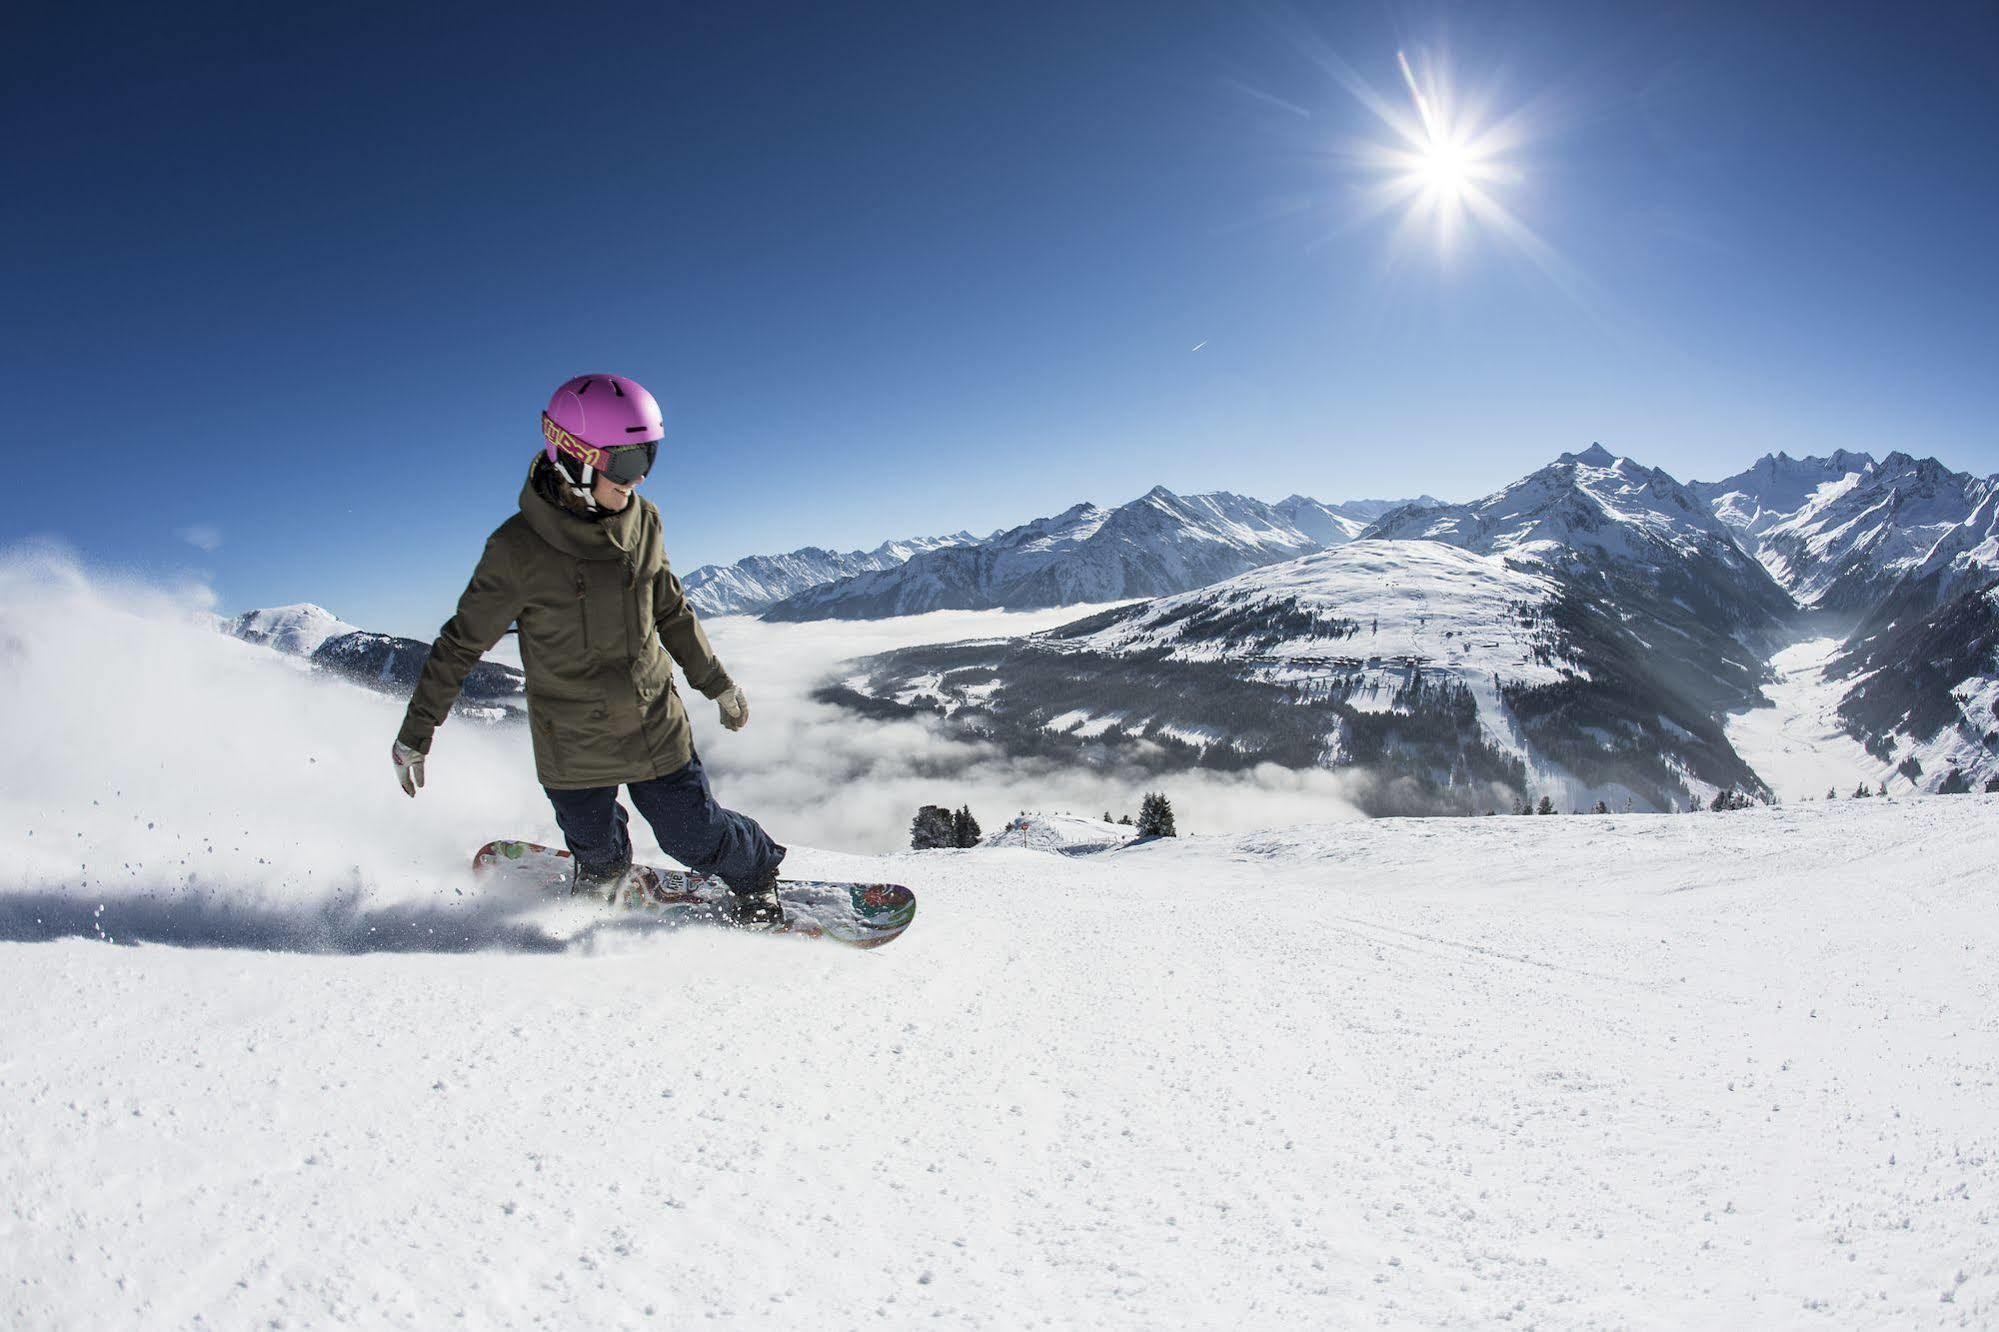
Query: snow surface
7 550 1999 1327
7 799 1998 1328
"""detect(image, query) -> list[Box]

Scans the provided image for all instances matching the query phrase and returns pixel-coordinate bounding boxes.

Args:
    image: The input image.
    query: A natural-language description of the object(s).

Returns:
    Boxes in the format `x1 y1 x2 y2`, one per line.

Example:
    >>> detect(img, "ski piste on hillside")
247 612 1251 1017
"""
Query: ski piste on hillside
5 784 1995 1325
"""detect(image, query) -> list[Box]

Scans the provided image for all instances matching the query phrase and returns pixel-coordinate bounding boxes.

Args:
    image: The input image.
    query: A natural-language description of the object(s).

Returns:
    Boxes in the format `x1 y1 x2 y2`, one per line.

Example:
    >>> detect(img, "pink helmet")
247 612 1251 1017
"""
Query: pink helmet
541 374 664 490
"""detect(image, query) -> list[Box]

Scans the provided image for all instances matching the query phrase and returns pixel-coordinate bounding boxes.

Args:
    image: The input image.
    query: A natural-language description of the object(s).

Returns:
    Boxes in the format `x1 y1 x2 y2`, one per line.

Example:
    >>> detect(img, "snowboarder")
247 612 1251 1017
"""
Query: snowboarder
390 373 787 927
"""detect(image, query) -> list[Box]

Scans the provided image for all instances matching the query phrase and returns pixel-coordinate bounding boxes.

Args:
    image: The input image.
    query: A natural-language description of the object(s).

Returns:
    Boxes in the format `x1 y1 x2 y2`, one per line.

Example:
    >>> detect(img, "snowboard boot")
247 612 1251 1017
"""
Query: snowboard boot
571 850 634 904
723 865 787 930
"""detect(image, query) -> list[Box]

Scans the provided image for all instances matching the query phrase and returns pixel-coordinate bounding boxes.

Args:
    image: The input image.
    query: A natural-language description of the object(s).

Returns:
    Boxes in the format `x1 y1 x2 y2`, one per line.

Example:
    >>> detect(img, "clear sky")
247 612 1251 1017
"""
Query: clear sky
6 0 1997 637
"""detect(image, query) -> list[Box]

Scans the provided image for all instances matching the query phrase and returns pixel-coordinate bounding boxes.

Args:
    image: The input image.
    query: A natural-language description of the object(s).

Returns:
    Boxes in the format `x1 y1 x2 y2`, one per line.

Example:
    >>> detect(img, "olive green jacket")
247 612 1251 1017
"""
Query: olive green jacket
396 467 734 789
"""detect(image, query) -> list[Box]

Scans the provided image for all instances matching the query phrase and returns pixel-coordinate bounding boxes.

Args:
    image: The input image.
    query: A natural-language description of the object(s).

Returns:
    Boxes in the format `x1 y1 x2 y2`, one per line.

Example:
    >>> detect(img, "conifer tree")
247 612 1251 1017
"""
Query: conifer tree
1536 795 1554 815
1137 792 1178 837
1826 786 1837 801
952 805 983 847
910 805 956 850
1593 799 1609 815
1986 775 1999 794
1938 768 1971 795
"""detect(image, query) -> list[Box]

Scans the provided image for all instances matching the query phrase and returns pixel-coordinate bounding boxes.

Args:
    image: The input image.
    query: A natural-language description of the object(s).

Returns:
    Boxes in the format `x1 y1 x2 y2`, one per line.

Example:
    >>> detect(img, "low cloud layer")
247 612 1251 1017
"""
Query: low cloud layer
693 610 1368 853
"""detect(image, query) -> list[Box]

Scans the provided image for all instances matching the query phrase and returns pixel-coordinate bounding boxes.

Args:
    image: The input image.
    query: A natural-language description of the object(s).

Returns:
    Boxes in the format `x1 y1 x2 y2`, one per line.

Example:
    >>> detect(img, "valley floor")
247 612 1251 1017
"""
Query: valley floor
1727 637 1884 800
3 798 1996 1328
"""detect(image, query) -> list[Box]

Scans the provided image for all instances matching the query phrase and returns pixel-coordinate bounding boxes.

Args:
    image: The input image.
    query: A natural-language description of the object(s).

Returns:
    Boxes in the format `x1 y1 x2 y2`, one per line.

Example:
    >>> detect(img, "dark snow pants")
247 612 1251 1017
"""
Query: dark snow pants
543 753 784 888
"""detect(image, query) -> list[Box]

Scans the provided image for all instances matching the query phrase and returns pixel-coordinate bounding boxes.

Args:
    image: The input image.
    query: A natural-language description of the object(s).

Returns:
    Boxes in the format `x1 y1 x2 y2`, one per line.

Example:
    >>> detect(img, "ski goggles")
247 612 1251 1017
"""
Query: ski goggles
542 414 659 484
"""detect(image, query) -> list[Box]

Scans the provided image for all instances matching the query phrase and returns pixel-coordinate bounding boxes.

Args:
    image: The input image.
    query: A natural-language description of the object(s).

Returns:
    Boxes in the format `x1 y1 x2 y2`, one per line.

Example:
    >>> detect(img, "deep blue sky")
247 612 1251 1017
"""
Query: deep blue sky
6 0 1997 636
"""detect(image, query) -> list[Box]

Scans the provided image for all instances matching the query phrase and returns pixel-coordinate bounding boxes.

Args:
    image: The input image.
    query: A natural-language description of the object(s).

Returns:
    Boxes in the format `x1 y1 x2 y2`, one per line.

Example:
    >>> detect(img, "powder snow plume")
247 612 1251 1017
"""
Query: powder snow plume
0 543 568 950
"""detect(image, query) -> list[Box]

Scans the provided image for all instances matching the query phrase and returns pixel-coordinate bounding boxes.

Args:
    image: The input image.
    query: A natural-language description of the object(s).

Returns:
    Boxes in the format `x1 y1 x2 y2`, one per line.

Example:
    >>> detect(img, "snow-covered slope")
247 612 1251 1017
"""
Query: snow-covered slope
761 487 1434 621
222 602 360 656
8 785 1997 1328
683 532 976 616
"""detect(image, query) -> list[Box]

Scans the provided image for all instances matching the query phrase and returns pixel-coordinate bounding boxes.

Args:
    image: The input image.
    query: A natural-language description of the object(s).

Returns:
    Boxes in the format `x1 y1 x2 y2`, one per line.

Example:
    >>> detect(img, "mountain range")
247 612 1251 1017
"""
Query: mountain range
681 533 978 616
829 445 1999 811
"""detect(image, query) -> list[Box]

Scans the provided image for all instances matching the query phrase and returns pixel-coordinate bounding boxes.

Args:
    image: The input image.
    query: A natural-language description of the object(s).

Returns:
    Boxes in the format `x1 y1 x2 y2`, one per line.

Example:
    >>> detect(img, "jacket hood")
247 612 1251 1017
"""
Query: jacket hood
518 460 646 561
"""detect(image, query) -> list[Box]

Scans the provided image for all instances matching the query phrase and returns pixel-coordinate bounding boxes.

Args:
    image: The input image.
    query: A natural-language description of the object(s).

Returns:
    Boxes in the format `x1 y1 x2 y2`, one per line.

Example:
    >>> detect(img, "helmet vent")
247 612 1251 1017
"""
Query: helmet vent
610 380 625 397
624 425 650 432
575 378 591 394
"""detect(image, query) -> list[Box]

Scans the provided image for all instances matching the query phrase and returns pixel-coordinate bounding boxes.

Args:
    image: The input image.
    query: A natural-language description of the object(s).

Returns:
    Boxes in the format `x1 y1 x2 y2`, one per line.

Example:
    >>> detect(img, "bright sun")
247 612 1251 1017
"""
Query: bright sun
1415 134 1472 200
1335 47 1533 260
1309 40 1584 295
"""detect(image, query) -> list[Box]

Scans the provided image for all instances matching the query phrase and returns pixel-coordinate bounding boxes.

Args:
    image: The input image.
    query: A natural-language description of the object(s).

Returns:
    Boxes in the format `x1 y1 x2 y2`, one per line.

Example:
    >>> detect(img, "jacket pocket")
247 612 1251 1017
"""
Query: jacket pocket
527 687 608 782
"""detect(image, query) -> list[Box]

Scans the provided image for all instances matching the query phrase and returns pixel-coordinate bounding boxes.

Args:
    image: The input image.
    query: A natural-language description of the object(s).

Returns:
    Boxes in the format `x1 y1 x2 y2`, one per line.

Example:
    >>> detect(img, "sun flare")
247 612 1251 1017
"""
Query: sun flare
1318 45 1552 267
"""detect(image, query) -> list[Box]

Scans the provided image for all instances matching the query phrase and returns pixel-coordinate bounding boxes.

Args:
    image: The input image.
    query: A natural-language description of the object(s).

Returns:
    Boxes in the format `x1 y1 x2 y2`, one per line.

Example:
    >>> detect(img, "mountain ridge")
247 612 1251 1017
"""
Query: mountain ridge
761 485 1440 621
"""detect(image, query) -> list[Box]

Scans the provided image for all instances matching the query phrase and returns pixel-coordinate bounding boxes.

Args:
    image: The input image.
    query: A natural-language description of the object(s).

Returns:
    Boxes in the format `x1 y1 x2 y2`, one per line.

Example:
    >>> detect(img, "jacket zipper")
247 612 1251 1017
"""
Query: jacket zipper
573 564 590 651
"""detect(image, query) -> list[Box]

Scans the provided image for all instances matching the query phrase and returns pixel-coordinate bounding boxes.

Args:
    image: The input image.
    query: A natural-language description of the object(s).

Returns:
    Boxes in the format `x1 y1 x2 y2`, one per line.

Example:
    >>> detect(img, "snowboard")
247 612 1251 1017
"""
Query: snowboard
471 839 916 949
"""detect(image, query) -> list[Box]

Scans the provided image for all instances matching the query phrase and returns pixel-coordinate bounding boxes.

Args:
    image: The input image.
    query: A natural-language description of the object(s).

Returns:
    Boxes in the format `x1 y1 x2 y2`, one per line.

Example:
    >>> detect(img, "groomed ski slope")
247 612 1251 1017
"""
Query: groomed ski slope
5 797 1996 1330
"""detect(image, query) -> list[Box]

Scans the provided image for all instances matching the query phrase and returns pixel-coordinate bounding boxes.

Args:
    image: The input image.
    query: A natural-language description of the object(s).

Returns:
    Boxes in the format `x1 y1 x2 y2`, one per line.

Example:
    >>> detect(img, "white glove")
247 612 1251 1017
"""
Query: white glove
716 685 749 732
392 740 426 797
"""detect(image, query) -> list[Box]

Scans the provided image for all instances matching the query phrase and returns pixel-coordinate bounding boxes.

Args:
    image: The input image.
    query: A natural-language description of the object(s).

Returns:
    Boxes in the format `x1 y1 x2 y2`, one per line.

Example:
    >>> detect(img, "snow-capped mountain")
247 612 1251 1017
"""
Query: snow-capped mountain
1689 450 1876 539
1369 443 1770 579
1272 493 1442 545
681 532 977 616
1365 442 1797 712
761 486 1412 621
222 604 360 657
1693 451 1998 617
826 447 1795 813
218 606 524 721
310 631 525 719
